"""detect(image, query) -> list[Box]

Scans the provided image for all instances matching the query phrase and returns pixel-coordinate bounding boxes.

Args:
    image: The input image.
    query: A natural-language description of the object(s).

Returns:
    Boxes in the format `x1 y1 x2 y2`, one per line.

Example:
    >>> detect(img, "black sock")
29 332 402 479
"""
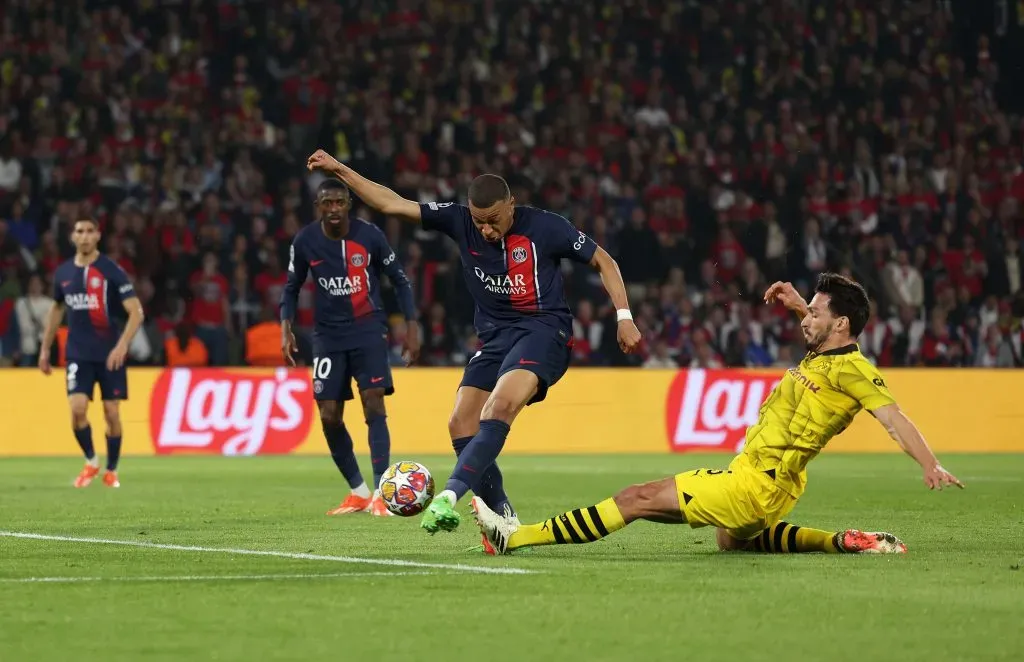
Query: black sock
445 419 511 500
105 435 122 471
453 435 513 515
73 426 95 460
366 413 390 490
323 422 364 489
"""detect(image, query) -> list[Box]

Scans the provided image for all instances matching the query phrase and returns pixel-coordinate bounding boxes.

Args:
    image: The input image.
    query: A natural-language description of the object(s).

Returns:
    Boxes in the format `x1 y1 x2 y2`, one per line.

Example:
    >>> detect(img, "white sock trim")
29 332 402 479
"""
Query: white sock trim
351 482 371 498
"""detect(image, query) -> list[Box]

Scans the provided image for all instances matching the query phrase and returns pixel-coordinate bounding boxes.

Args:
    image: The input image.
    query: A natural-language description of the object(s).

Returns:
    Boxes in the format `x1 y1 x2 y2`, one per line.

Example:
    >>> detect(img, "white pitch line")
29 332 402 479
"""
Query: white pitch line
0 531 534 576
0 572 435 584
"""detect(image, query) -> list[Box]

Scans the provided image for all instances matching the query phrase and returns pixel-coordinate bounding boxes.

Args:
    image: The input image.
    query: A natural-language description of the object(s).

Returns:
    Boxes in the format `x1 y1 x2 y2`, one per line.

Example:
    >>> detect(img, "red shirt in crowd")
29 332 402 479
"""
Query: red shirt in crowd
189 270 229 326
254 270 287 310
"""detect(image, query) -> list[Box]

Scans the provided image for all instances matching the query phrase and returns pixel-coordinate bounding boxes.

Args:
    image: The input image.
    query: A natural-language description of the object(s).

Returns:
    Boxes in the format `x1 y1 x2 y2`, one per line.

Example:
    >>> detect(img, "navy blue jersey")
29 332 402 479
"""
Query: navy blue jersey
53 255 136 362
281 219 415 352
419 203 597 338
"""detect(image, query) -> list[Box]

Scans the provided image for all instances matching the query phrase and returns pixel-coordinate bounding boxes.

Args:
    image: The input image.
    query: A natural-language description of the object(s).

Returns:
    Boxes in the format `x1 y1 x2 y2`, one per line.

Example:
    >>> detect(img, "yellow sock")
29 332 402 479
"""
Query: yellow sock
749 522 839 553
507 498 627 550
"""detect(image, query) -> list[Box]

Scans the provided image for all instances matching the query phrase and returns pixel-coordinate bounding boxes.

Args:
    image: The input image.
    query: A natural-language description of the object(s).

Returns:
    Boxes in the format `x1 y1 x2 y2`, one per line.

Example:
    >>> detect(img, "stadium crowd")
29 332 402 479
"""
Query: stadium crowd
0 0 1022 370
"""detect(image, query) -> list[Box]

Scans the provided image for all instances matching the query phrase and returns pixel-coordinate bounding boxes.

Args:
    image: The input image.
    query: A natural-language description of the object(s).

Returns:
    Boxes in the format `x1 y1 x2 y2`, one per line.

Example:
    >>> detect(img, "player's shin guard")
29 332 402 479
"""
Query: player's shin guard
105 435 122 471
748 522 839 553
453 435 513 515
365 413 390 490
508 498 626 550
323 421 365 489
445 419 509 500
73 425 96 461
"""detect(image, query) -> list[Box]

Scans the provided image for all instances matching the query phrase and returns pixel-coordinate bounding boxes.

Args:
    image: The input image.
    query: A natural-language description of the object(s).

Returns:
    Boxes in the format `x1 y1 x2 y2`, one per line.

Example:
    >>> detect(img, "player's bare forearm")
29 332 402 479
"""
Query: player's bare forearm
764 281 809 320
590 247 630 312
590 247 642 354
872 403 963 489
310 151 420 221
344 171 420 221
39 302 64 355
873 404 940 469
116 297 145 349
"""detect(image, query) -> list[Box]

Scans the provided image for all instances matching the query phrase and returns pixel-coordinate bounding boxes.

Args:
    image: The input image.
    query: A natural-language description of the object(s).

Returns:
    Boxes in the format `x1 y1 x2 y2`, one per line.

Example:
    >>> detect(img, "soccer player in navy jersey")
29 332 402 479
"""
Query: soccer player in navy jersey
306 149 642 536
281 178 421 517
38 218 145 488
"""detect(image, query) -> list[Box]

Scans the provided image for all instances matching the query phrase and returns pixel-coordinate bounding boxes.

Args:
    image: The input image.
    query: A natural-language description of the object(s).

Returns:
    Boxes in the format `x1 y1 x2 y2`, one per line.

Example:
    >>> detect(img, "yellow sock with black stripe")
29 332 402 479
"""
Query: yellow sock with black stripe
749 522 839 553
507 498 627 550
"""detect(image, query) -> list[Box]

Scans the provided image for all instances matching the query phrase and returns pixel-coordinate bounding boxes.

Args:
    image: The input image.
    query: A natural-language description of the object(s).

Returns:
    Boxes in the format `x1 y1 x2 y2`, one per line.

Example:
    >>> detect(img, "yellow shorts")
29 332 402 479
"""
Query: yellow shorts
674 456 797 541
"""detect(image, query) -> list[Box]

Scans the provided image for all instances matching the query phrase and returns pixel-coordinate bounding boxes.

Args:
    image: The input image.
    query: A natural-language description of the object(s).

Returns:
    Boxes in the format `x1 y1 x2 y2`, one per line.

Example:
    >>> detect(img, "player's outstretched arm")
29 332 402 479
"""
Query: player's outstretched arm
871 403 965 490
589 246 641 354
764 281 809 320
37 300 65 375
307 149 421 222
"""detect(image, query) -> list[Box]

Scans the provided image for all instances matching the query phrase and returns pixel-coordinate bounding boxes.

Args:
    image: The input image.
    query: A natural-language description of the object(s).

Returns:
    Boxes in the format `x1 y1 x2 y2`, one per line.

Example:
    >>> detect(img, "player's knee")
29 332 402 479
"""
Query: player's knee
613 482 660 521
716 528 750 552
449 408 485 438
69 401 89 426
480 394 522 423
448 408 478 439
360 390 386 420
318 402 342 428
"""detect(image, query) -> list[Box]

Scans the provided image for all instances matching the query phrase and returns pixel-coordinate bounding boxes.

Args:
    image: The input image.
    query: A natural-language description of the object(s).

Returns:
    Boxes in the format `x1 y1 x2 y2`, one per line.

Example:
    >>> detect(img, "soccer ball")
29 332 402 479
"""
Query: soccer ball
377 461 435 517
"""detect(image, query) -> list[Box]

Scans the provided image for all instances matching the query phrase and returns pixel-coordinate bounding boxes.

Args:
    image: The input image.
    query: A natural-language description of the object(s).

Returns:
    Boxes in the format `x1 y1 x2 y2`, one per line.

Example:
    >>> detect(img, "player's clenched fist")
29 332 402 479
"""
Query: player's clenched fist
617 319 642 354
307 149 344 175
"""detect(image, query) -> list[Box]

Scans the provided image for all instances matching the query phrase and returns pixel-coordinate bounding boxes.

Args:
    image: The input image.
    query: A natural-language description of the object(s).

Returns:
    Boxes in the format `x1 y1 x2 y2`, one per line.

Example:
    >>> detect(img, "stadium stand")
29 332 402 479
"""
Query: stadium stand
0 0 1021 369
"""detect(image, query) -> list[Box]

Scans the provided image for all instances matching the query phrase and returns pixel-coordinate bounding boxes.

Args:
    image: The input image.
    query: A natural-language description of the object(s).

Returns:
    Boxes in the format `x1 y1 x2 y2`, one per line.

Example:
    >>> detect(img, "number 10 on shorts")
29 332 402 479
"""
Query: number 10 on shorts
312 357 332 379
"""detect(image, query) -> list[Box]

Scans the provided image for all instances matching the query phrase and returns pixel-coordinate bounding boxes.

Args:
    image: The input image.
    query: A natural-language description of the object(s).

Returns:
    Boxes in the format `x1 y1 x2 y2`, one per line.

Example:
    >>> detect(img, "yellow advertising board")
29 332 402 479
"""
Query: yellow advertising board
0 367 1021 457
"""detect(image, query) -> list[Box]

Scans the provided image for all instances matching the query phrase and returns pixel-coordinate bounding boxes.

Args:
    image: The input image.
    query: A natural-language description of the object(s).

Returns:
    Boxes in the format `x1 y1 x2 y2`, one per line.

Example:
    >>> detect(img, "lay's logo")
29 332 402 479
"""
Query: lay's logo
665 369 782 453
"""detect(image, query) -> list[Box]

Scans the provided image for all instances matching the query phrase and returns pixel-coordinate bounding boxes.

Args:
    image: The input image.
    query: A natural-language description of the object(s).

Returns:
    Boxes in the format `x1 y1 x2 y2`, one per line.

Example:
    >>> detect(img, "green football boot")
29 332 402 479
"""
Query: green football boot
420 493 461 534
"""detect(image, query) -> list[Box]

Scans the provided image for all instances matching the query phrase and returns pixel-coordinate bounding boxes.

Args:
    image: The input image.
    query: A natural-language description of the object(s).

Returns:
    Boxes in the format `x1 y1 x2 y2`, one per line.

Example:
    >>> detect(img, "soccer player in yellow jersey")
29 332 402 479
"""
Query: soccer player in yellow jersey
472 273 964 556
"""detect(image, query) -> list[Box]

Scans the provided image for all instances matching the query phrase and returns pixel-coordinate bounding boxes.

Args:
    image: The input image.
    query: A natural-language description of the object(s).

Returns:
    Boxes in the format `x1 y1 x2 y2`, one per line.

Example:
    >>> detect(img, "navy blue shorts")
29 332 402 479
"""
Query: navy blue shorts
65 360 128 401
460 327 572 405
312 340 394 402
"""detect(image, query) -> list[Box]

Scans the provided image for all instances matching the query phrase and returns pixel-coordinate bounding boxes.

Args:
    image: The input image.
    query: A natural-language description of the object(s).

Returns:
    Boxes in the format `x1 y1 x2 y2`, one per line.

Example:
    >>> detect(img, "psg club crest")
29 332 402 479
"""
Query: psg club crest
511 246 528 264
313 379 324 395
90 277 101 288
350 253 365 267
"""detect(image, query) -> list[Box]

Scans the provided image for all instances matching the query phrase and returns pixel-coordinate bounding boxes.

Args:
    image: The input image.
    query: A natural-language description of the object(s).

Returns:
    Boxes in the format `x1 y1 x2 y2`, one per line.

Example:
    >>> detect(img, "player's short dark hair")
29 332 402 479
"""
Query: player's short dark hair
815 272 870 337
317 178 350 199
468 174 511 208
74 218 100 229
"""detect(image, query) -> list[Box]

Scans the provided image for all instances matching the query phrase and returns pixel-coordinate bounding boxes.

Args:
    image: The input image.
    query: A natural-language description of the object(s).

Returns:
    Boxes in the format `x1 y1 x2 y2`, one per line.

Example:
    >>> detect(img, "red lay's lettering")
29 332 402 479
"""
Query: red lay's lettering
149 369 314 455
665 369 782 453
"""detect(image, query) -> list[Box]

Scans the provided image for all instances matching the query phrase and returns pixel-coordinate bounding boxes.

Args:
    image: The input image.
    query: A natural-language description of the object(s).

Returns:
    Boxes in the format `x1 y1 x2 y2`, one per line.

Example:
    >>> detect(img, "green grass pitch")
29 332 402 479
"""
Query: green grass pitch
0 453 1021 662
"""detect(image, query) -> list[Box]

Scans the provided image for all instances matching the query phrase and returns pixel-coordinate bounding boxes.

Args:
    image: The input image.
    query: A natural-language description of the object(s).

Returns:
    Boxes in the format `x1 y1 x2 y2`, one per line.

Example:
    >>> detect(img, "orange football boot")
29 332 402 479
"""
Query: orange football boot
836 530 907 554
103 471 120 488
73 463 100 488
366 493 393 517
326 493 372 515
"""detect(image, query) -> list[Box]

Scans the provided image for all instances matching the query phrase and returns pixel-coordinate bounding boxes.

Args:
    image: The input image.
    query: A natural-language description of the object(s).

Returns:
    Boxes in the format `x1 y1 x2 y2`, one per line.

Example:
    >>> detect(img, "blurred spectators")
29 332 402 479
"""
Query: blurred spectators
0 0 1022 370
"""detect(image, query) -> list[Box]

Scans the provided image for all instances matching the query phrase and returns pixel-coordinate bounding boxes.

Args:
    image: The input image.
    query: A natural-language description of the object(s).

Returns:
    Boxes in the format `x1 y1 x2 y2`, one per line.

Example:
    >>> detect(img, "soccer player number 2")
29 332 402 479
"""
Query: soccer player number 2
312 357 332 380
66 362 78 390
